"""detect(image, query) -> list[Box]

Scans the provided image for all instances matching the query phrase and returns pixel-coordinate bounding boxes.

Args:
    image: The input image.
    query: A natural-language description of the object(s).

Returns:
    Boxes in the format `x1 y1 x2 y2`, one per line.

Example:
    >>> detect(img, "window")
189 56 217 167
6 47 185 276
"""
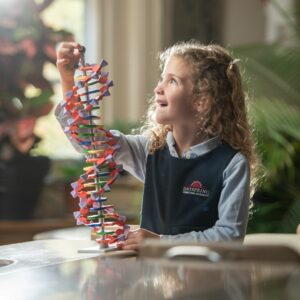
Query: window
35 0 84 158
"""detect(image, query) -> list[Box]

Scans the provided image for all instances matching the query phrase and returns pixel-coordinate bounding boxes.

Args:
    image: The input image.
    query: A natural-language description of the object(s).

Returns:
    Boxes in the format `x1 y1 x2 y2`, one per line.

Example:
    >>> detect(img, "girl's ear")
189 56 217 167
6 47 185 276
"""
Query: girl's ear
194 96 210 113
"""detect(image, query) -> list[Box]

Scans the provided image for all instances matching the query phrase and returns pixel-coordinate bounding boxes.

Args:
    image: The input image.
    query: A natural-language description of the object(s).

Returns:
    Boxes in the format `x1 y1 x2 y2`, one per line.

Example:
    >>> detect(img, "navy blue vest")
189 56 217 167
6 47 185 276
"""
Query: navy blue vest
141 142 238 235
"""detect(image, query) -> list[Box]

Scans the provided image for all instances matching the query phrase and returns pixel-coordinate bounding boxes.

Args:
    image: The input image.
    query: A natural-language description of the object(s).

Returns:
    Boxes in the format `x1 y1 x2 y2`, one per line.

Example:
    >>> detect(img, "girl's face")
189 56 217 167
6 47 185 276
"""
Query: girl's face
154 56 197 127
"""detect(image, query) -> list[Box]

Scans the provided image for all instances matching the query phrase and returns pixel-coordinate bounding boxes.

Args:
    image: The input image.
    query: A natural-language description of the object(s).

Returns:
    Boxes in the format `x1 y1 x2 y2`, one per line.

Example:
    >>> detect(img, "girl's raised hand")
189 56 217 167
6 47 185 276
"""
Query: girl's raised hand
122 228 159 251
56 42 83 84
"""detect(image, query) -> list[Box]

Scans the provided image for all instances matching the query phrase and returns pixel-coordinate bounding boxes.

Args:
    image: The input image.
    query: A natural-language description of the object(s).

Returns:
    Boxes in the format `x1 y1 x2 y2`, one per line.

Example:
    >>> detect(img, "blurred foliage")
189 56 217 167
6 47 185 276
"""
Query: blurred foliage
0 0 73 158
0 0 72 121
59 159 86 182
106 119 140 135
232 1 300 233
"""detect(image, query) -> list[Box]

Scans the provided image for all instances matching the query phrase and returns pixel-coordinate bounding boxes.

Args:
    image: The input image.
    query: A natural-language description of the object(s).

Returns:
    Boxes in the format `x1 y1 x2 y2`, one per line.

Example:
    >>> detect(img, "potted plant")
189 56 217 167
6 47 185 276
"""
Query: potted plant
232 1 300 233
0 0 73 219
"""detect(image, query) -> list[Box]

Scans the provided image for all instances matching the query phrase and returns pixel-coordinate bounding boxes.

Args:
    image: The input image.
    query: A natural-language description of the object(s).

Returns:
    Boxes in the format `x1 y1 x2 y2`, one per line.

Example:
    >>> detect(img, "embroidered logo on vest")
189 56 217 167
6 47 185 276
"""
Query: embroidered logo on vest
183 180 210 197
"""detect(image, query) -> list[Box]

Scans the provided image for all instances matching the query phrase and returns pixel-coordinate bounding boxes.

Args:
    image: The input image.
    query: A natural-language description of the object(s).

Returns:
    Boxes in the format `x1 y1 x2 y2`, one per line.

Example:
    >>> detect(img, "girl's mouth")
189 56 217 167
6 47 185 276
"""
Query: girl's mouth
156 100 168 107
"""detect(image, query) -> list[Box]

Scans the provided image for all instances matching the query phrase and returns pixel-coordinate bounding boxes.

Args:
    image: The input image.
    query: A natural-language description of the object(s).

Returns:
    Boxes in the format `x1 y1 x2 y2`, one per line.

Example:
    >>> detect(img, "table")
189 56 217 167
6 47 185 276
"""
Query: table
0 239 300 299
33 224 139 241
33 226 91 241
0 219 75 245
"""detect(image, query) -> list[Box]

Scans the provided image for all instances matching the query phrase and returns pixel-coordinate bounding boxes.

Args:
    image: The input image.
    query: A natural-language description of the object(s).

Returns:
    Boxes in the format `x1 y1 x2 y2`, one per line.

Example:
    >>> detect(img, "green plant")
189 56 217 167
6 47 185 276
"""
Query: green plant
0 0 73 219
107 119 140 135
0 0 73 159
231 2 300 233
59 159 86 183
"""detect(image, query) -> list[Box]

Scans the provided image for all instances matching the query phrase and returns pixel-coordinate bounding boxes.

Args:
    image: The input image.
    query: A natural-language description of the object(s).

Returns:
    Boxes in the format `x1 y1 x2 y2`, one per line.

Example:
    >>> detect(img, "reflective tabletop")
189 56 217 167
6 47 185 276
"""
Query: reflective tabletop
0 240 299 300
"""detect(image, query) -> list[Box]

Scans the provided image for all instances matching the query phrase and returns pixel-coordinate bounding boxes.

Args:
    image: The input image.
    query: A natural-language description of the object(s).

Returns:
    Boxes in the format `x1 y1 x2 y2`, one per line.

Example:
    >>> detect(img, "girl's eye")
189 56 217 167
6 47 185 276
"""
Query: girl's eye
169 78 177 84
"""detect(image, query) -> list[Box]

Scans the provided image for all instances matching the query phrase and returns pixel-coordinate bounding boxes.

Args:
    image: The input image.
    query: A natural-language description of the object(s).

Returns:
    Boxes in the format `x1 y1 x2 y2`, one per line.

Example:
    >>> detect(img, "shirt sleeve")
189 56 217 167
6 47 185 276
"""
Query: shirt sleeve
110 130 149 182
55 101 149 182
55 100 85 153
160 152 250 242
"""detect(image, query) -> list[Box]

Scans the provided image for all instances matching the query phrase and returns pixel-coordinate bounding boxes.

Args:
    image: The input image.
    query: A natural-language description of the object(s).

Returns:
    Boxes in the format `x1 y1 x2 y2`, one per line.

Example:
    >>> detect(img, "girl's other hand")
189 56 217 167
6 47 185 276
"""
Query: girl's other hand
122 228 159 251
56 42 83 84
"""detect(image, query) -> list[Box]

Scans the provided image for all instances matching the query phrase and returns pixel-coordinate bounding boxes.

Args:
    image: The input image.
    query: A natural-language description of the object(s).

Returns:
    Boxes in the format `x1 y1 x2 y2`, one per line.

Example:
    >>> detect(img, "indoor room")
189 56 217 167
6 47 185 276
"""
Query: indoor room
0 0 299 298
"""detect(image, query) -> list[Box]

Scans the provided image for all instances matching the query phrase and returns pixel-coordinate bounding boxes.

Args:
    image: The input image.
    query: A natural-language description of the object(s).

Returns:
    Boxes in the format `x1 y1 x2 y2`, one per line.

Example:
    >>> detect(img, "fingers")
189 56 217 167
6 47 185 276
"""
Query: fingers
56 42 82 60
56 42 83 69
122 243 139 251
56 57 70 69
121 229 159 251
126 229 139 238
122 230 141 251
126 230 141 244
56 42 84 84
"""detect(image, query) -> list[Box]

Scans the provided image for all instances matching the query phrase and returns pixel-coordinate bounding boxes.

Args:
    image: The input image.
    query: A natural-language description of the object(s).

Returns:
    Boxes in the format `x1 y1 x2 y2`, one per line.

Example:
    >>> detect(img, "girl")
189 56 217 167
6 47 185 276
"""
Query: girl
56 41 260 250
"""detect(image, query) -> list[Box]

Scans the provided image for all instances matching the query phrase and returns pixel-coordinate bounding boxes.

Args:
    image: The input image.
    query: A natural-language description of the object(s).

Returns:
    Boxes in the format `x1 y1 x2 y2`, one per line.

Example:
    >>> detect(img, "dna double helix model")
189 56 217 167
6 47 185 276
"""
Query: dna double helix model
62 47 129 250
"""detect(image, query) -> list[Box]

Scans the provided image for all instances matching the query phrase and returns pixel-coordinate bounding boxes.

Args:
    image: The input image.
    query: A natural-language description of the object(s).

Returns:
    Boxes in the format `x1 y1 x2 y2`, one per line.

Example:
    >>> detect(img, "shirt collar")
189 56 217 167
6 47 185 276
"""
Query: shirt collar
166 131 221 159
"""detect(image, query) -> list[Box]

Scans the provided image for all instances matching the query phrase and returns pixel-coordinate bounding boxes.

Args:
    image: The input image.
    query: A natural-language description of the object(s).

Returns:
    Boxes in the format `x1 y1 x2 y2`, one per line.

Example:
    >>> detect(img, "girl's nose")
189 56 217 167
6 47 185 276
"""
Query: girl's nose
154 81 164 95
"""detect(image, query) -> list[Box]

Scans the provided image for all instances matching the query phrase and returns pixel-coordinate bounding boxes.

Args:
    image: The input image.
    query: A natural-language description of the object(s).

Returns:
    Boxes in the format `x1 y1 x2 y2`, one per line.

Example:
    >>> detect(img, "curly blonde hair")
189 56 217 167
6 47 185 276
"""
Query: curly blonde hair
140 41 261 197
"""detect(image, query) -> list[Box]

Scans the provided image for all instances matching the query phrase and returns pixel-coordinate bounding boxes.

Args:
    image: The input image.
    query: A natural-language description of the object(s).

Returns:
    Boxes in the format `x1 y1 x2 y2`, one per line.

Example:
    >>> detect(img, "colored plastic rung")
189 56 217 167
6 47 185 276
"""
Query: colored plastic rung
85 149 105 155
88 213 114 220
79 124 103 129
87 222 101 227
95 231 115 236
78 89 99 96
93 197 108 203
102 217 117 221
78 132 104 137
91 195 107 201
96 172 110 176
83 181 106 188
87 215 104 221
89 205 114 212
88 80 101 87
87 191 111 196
